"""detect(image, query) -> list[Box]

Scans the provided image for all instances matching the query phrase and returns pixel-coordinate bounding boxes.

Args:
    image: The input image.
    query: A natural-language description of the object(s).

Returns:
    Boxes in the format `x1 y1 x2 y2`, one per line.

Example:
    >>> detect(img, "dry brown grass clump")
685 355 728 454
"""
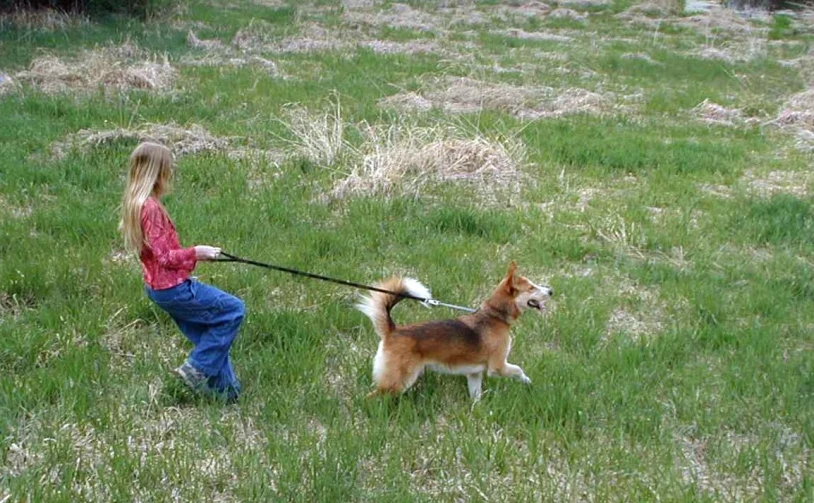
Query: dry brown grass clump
614 0 672 28
692 99 744 126
278 101 346 166
278 97 527 201
14 42 174 94
495 1 551 21
343 3 440 32
604 282 668 343
358 39 441 55
548 8 587 22
766 85 814 153
0 8 88 31
425 77 551 115
187 30 225 50
675 7 759 36
379 78 612 119
774 87 814 129
491 28 572 43
183 31 280 74
331 123 526 199
620 52 663 65
234 21 346 54
743 169 811 199
377 91 434 112
0 71 14 95
51 122 232 160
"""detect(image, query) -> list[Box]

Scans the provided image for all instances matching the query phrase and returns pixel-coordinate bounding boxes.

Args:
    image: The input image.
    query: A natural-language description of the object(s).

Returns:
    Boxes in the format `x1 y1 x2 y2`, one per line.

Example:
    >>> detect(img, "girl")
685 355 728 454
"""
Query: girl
119 141 244 402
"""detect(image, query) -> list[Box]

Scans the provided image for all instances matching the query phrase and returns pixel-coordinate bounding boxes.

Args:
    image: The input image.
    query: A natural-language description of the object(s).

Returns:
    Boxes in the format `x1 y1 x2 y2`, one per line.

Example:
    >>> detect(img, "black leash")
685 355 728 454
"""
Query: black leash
216 252 477 313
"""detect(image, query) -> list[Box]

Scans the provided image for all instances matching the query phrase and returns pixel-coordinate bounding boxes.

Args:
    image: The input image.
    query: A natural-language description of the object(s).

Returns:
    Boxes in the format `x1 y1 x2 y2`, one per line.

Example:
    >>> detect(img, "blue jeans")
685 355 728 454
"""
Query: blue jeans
146 279 244 395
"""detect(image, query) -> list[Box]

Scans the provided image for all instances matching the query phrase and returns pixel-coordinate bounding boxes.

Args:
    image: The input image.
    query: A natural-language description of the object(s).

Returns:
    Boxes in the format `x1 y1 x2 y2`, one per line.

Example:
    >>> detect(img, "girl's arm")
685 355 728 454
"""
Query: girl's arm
141 204 198 271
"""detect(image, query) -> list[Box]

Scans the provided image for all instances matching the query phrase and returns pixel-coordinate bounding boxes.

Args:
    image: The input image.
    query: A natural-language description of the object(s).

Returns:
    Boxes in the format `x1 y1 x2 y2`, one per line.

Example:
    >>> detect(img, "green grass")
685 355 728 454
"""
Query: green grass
1 0 813 501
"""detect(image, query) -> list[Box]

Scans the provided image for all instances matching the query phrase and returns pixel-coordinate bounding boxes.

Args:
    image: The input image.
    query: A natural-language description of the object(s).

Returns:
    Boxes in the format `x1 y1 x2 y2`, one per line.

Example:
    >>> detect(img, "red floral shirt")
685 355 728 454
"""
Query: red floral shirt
140 197 197 290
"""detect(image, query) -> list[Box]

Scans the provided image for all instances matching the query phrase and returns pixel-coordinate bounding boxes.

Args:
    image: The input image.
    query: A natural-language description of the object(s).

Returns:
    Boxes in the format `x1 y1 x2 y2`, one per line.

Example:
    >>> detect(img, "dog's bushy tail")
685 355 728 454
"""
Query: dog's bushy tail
356 277 431 339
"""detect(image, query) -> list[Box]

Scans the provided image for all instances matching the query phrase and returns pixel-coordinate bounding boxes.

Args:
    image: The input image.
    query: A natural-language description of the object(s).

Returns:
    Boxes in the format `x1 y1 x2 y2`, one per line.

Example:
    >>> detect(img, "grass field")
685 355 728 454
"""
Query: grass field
1 0 813 501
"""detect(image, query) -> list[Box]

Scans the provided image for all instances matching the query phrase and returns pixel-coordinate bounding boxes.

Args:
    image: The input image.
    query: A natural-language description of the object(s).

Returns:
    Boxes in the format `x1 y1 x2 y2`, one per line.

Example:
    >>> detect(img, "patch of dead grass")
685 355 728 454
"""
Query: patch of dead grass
377 91 434 112
697 169 811 199
383 77 614 119
331 121 526 200
675 7 761 36
495 1 551 21
604 279 669 344
672 424 807 501
51 122 232 160
14 42 174 94
743 169 811 199
358 39 442 54
0 194 33 219
234 21 347 54
773 86 814 129
548 8 587 22
0 8 88 31
343 3 440 32
183 30 281 74
692 99 744 126
491 28 573 42
620 52 663 65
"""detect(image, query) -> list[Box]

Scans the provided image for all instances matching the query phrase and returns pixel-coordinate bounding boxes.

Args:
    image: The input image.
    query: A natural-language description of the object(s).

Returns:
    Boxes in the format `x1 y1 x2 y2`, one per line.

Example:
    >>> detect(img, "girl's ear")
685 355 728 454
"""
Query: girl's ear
504 261 518 294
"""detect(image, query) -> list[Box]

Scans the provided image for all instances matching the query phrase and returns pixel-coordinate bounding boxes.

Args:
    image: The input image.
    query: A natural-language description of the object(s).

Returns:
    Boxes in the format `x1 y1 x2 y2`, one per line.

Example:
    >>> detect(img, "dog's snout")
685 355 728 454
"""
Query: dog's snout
547 288 553 297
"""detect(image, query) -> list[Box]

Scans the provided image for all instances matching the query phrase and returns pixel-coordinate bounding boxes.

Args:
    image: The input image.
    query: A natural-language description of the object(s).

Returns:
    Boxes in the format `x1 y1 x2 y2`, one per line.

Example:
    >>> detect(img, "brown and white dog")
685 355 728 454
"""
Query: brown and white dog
357 262 552 400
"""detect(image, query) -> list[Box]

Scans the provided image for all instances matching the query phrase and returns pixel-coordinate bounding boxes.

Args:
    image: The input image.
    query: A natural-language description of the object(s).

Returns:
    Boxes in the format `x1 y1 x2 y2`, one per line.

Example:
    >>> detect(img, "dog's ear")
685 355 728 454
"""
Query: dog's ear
504 261 518 294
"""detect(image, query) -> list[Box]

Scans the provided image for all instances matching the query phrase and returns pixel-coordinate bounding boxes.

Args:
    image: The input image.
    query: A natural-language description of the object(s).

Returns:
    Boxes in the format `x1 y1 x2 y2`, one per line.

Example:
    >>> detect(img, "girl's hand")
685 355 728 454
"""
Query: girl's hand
194 245 221 261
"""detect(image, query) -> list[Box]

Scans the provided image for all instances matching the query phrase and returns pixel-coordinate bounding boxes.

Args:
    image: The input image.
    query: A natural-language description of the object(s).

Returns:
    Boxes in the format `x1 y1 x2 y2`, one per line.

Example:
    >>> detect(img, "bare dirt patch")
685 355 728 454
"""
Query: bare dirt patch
14 42 175 94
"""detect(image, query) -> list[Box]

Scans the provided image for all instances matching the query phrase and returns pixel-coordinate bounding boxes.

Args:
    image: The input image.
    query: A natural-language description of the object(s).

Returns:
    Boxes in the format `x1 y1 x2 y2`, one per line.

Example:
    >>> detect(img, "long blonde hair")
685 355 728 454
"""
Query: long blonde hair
119 142 174 253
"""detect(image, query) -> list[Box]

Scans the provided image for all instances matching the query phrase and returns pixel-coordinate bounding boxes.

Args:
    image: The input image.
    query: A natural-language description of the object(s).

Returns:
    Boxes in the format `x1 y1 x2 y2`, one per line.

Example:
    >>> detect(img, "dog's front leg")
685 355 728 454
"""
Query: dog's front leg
488 363 532 384
466 373 483 400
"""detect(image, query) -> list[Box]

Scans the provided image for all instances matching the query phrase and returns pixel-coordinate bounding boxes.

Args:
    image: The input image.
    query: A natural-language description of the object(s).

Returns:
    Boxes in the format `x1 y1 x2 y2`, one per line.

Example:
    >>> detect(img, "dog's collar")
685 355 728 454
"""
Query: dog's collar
480 303 515 326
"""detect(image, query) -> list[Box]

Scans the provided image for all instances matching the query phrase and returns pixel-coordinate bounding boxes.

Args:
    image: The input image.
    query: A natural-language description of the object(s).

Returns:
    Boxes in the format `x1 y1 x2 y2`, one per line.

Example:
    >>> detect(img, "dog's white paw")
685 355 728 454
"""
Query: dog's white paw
519 374 532 385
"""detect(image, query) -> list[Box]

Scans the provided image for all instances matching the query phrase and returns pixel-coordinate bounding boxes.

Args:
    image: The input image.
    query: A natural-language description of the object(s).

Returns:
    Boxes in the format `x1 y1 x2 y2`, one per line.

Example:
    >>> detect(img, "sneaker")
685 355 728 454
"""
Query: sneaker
172 360 209 393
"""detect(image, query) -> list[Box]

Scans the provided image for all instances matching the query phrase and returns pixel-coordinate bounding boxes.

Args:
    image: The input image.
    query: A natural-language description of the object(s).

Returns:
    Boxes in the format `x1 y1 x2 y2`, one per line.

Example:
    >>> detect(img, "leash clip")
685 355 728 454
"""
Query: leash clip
421 298 440 309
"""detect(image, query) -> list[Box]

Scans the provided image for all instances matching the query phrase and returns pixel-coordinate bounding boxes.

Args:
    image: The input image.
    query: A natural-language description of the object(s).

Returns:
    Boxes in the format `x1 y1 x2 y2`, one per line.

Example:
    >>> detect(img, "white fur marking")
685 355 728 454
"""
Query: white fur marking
372 342 386 382
401 278 431 300
427 363 485 376
467 373 483 400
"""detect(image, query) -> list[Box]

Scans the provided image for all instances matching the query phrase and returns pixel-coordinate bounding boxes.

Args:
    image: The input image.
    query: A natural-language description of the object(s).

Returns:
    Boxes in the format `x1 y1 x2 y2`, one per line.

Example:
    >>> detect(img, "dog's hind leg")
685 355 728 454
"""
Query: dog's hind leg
370 357 422 397
467 372 483 400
